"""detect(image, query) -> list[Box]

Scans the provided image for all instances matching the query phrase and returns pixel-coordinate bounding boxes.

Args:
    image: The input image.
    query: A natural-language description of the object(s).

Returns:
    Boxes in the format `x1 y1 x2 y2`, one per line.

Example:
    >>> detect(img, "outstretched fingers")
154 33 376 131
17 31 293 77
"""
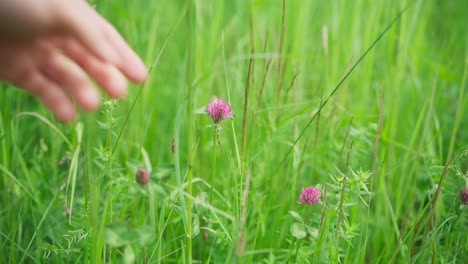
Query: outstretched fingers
52 0 120 65
94 13 148 83
18 71 75 122
40 49 101 111
0 0 149 122
53 0 147 83
55 37 128 99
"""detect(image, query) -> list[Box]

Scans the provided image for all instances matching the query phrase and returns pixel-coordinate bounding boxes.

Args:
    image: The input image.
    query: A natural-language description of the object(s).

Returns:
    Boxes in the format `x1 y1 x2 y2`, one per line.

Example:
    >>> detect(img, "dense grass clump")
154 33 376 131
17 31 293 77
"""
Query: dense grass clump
1 0 467 263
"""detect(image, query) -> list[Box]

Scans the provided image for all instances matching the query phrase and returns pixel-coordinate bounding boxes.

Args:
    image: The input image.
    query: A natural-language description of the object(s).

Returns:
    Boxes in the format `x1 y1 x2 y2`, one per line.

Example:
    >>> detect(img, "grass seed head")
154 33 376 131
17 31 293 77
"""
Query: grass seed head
171 137 175 154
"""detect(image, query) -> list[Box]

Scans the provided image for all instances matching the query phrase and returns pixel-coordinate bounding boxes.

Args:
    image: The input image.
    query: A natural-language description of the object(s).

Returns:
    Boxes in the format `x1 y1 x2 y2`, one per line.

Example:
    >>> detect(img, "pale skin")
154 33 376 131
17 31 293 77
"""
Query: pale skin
0 0 148 122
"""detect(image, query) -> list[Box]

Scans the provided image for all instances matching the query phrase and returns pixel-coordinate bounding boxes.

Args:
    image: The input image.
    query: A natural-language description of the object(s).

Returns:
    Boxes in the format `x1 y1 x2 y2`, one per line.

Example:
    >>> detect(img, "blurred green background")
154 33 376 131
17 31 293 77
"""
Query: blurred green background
1 0 467 263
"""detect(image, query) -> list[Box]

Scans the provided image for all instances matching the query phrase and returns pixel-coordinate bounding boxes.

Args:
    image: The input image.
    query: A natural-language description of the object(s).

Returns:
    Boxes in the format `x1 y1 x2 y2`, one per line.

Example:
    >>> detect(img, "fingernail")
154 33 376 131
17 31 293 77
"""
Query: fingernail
112 72 128 98
127 49 148 82
137 59 148 77
133 56 148 82
82 88 101 110
58 103 75 122
104 66 128 98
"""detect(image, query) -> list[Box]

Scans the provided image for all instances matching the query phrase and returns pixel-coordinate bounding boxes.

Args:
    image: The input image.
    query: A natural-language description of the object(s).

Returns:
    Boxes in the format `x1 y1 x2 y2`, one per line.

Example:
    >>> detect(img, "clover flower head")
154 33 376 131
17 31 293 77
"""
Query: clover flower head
298 186 321 205
206 96 232 124
136 168 150 186
460 186 468 205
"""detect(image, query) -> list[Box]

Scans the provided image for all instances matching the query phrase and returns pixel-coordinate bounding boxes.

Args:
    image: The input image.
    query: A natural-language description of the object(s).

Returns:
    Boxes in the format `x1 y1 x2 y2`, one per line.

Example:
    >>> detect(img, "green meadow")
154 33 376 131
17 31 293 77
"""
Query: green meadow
1 0 467 263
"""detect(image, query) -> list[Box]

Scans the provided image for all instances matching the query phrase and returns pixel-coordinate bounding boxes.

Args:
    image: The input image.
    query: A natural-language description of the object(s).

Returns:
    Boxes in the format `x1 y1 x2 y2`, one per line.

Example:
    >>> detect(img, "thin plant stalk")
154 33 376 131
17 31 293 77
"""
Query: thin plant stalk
185 0 195 260
210 127 218 204
291 239 301 263
336 141 353 242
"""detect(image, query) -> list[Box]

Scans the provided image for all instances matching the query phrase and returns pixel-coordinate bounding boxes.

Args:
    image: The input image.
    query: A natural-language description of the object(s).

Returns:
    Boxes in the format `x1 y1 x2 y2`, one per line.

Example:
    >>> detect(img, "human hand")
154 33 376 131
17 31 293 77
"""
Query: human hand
0 0 147 122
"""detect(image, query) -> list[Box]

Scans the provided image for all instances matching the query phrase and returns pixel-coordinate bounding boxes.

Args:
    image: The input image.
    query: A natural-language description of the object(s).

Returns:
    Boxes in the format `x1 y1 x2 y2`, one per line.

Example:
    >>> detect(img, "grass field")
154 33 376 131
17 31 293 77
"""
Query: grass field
1 0 467 263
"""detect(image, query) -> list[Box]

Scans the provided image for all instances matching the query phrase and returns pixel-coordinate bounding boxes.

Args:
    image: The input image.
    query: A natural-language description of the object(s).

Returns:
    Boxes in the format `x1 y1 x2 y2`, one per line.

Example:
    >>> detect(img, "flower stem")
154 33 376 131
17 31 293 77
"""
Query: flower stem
185 0 194 261
292 239 301 263
210 127 217 204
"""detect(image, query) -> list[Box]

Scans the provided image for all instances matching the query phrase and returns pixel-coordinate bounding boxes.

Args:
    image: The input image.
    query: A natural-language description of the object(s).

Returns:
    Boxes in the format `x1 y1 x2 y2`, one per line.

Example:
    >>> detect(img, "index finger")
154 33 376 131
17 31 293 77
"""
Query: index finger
53 0 147 83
